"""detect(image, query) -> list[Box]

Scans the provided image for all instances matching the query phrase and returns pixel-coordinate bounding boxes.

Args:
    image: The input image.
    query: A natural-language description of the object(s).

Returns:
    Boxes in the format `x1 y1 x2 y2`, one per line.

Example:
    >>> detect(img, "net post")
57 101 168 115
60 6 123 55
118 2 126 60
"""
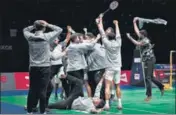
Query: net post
169 50 176 90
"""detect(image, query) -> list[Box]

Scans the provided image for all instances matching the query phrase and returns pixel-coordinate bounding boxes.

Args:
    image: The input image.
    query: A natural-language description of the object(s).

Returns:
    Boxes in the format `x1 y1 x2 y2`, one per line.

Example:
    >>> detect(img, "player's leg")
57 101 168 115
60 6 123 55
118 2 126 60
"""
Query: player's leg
114 69 122 109
58 66 70 99
93 69 105 97
68 70 84 97
38 67 50 114
104 70 113 110
54 76 60 100
25 68 39 112
91 70 98 97
110 83 115 105
144 60 152 102
85 70 92 97
60 78 70 98
48 74 84 110
46 65 61 107
150 57 164 95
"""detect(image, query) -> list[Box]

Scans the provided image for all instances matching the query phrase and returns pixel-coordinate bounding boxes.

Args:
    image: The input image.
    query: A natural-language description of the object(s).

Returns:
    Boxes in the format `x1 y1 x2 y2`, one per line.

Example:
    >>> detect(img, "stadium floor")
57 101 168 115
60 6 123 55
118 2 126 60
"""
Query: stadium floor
1 86 175 114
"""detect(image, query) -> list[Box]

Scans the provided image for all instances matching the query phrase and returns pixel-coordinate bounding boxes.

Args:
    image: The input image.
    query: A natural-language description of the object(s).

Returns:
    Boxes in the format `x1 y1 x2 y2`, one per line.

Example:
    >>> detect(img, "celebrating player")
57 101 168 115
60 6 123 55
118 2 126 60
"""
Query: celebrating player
96 14 123 110
126 17 164 102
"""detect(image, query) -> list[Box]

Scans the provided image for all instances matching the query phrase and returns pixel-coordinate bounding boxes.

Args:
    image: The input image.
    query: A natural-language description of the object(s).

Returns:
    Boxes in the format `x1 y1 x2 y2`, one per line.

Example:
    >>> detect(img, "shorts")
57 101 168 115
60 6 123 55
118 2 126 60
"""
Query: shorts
104 68 121 84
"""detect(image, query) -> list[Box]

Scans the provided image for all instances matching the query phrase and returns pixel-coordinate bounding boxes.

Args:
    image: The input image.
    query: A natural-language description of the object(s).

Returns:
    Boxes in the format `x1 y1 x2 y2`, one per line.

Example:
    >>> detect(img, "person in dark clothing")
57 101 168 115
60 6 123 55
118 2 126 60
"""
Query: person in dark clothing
82 33 106 97
126 17 164 102
46 25 71 107
66 33 101 98
48 74 105 114
48 74 83 109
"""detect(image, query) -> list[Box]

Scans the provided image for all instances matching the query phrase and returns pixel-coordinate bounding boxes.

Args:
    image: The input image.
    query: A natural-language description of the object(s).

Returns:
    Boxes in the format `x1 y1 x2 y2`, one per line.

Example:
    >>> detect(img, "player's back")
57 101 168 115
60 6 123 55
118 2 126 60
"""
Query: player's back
66 43 87 72
27 33 51 67
103 38 122 70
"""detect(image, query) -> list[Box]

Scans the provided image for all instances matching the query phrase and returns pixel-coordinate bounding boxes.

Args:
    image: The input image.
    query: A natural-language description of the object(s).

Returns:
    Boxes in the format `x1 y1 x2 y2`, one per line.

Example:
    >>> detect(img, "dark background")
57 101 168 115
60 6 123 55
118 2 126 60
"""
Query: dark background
0 0 176 72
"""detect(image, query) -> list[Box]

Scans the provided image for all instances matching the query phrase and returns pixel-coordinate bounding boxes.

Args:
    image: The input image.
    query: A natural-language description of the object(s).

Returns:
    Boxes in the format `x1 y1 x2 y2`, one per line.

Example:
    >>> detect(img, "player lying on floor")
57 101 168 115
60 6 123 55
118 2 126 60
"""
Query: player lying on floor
48 73 105 114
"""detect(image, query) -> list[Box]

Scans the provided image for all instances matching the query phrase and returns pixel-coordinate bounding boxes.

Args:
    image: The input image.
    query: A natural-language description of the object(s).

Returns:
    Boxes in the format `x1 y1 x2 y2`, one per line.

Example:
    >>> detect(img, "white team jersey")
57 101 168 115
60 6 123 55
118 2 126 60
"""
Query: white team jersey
51 44 62 65
87 43 107 71
23 24 63 67
66 42 95 72
102 36 122 71
71 97 95 112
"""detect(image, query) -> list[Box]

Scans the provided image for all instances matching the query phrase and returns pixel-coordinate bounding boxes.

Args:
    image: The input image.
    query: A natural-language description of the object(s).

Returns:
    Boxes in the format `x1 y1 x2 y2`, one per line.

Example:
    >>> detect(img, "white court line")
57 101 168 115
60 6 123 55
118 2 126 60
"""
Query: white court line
123 107 168 114
121 92 176 96
110 105 168 114
72 110 89 114
73 110 120 114
112 99 175 105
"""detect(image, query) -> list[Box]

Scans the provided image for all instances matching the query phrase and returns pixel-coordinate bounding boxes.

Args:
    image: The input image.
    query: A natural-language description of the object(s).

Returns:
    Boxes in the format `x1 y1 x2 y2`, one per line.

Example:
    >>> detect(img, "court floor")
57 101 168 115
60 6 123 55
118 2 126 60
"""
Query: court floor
1 86 175 114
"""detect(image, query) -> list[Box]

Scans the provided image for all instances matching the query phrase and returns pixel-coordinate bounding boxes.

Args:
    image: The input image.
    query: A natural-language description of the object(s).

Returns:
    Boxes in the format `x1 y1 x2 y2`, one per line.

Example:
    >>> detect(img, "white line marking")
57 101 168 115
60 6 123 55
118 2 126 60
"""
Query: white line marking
110 105 168 114
123 107 168 114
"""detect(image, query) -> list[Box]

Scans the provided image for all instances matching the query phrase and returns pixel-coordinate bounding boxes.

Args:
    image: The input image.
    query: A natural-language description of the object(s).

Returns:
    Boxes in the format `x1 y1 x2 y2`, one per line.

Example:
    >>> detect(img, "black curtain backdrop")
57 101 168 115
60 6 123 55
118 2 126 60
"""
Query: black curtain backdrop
0 0 176 72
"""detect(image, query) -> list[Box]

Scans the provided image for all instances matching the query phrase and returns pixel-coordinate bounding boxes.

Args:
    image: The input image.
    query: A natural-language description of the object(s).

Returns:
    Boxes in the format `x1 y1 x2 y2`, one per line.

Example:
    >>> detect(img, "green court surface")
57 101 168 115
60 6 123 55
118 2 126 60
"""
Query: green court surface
1 88 175 114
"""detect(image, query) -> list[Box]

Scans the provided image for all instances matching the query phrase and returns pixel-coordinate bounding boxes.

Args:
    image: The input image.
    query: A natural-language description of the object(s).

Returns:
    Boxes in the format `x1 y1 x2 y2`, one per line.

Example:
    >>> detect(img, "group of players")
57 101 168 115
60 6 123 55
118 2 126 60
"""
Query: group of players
23 13 164 114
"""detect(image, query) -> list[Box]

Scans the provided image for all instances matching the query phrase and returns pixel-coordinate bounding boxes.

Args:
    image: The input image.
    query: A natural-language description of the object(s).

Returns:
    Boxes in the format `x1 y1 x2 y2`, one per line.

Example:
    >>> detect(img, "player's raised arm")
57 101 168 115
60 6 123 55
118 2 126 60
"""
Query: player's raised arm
113 20 121 38
23 25 35 40
63 25 72 44
43 20 63 41
96 14 106 38
133 17 142 38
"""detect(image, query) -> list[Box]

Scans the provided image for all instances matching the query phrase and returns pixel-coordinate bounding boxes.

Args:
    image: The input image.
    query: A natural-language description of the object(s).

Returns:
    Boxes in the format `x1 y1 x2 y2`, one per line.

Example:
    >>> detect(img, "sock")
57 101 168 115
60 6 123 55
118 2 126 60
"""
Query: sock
111 84 115 95
111 89 115 95
118 98 122 107
94 83 102 97
105 100 109 107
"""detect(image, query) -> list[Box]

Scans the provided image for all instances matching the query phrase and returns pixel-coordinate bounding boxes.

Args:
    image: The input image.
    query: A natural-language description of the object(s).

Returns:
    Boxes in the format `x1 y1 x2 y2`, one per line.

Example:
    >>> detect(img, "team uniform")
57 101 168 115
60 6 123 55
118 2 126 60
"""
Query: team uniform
71 97 96 112
86 43 107 97
23 24 62 114
49 41 97 108
66 42 96 96
102 34 122 84
98 29 123 109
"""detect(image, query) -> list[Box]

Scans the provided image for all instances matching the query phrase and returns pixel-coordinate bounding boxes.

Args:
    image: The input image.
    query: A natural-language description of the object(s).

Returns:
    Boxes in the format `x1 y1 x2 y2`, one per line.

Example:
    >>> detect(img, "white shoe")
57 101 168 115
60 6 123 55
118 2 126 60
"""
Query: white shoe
103 105 110 111
117 99 122 110
117 106 122 110
27 112 33 114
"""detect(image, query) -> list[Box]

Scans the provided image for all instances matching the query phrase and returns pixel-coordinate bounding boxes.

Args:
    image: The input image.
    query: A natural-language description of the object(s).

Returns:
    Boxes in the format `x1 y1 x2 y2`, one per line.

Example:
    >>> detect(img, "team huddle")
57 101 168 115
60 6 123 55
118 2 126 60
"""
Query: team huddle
23 13 164 114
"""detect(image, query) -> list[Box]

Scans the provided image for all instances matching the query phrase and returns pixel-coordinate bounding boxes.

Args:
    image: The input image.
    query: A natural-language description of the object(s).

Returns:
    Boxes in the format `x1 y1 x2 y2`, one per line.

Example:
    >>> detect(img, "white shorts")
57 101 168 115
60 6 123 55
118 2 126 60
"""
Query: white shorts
104 69 121 84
